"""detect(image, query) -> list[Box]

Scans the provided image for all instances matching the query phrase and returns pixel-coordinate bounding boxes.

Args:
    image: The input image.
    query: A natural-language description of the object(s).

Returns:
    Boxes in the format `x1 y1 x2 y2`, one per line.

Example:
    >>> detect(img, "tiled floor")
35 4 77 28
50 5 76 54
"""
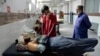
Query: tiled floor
59 22 100 56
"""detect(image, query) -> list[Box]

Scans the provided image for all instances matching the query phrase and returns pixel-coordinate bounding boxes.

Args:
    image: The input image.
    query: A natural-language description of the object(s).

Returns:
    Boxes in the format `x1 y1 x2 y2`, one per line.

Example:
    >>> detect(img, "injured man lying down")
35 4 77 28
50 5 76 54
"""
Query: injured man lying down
16 33 98 56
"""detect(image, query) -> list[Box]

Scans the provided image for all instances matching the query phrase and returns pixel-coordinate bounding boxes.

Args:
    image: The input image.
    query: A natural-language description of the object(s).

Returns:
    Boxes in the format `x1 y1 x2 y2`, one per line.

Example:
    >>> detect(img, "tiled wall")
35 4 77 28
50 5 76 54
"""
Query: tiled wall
0 12 35 25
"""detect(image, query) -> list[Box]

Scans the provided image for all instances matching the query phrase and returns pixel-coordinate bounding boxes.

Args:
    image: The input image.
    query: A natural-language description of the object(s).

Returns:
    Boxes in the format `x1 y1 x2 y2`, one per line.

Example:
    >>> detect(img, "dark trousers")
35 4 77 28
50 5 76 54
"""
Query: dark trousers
50 36 98 56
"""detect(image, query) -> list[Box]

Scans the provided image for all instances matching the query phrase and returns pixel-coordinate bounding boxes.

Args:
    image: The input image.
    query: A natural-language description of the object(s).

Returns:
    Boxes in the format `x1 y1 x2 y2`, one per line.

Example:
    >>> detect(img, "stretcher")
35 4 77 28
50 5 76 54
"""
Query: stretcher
3 43 59 56
3 43 40 56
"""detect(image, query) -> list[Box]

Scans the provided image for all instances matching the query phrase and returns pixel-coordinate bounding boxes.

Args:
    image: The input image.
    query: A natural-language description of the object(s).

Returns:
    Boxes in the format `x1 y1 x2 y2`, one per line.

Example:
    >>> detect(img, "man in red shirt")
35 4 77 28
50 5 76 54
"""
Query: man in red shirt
41 5 57 37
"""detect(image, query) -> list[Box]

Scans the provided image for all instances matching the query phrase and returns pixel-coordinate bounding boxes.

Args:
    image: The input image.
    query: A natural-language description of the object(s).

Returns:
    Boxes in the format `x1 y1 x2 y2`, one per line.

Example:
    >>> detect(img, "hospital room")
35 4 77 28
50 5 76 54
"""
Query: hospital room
0 0 100 56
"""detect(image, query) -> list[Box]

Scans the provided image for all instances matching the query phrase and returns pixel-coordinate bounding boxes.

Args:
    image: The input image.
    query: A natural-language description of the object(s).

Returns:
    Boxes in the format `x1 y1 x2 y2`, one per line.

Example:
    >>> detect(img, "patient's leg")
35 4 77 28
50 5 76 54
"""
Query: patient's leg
75 38 98 52
50 37 98 55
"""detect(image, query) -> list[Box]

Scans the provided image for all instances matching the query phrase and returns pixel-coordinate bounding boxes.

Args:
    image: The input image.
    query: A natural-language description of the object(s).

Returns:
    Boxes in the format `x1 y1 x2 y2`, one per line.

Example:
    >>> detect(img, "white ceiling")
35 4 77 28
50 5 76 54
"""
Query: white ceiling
0 0 70 7
38 0 70 7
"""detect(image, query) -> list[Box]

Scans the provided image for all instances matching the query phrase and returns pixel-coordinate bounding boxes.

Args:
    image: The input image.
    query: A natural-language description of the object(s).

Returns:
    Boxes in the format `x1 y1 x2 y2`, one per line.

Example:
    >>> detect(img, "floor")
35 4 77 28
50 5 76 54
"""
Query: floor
59 21 100 56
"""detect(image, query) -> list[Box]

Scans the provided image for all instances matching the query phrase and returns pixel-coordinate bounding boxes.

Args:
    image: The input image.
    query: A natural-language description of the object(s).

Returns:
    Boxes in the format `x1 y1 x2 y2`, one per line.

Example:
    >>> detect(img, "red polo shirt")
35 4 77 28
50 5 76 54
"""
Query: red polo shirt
41 13 57 37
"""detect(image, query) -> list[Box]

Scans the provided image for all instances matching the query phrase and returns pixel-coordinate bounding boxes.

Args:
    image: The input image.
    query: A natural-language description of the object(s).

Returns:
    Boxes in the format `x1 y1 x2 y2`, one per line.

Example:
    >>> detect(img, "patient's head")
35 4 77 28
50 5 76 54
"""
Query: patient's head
22 33 29 39
23 33 31 44
18 33 31 44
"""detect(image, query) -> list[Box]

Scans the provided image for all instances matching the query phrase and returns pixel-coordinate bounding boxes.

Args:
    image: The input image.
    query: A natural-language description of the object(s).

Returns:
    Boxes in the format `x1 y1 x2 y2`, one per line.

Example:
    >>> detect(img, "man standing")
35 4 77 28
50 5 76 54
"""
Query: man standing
41 5 57 37
73 5 91 39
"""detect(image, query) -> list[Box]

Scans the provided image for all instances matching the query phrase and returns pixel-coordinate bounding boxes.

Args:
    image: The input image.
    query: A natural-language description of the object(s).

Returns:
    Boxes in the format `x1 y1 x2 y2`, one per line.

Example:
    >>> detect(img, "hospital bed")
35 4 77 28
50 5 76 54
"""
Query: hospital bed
3 43 40 56
2 43 59 56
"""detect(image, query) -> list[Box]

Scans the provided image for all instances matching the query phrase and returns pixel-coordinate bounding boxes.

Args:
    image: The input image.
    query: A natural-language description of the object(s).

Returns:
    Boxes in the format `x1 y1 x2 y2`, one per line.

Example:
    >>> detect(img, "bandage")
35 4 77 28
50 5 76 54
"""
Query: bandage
37 44 46 53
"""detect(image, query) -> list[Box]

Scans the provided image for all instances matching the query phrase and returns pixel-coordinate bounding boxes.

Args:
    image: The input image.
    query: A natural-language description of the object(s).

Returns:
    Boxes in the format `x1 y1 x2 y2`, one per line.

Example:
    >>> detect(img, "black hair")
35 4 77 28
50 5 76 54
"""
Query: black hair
43 5 49 11
77 5 84 11
41 9 45 13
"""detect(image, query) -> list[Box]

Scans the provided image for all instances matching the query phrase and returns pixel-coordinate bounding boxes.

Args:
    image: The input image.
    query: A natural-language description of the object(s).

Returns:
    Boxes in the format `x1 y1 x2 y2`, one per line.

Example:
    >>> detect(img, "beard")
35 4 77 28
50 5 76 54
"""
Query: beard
24 38 31 44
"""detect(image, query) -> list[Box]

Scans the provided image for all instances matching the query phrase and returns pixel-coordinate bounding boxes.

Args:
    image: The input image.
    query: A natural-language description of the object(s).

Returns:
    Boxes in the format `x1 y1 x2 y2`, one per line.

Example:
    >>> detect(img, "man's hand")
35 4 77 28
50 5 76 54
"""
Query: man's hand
39 35 48 44
42 35 47 38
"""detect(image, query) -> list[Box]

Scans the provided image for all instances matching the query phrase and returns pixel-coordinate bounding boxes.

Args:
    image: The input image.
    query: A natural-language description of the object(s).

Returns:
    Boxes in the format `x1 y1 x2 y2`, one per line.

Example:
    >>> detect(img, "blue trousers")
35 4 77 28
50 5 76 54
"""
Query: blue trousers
49 36 98 55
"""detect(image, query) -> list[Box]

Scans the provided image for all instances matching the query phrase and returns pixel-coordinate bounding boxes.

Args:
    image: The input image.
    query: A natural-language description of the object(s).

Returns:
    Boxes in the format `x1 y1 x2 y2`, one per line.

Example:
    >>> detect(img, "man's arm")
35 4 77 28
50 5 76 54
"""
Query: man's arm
47 14 57 36
84 15 92 29
27 42 45 53
47 24 55 36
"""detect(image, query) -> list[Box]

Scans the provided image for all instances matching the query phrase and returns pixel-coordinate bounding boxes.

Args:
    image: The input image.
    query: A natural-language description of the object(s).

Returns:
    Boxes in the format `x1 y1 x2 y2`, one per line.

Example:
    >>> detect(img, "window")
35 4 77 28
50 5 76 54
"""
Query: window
31 0 36 5
29 3 32 11
85 0 99 13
